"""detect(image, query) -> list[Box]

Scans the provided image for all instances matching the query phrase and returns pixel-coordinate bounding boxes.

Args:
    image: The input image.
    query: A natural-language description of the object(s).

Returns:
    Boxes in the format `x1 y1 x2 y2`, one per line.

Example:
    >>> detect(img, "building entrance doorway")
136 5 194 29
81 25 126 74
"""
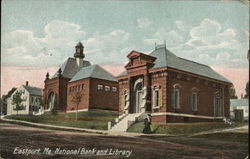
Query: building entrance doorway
131 77 143 113
48 92 55 110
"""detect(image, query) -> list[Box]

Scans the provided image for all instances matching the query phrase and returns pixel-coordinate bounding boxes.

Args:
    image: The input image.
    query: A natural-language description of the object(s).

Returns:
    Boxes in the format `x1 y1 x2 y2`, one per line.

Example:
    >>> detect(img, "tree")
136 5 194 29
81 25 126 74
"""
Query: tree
71 92 82 120
244 81 249 98
12 91 23 115
229 86 238 99
1 88 17 115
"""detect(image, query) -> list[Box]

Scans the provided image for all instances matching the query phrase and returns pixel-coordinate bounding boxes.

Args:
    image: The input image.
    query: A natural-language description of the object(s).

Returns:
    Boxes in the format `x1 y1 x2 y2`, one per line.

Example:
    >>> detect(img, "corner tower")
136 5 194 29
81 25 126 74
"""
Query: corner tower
74 42 85 67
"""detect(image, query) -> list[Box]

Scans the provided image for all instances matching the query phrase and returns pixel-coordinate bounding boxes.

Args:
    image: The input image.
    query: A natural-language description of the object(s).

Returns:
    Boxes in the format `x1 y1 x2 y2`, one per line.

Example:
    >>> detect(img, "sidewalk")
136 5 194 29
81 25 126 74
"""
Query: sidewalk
189 125 248 137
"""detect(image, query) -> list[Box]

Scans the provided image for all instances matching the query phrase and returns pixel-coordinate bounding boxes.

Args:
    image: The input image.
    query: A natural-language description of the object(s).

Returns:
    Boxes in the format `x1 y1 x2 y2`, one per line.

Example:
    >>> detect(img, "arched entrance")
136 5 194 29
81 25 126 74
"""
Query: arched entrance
48 92 55 110
132 77 143 113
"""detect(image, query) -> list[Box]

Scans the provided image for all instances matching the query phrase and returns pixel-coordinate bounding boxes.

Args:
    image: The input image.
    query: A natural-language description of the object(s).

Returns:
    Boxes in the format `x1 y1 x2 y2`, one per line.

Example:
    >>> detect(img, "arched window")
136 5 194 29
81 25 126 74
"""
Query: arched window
190 88 198 111
171 84 181 109
214 92 222 117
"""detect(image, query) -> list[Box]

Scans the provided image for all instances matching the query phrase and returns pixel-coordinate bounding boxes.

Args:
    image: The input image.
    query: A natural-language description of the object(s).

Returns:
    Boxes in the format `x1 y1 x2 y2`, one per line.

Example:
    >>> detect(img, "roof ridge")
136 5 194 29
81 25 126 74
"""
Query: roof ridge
22 85 42 90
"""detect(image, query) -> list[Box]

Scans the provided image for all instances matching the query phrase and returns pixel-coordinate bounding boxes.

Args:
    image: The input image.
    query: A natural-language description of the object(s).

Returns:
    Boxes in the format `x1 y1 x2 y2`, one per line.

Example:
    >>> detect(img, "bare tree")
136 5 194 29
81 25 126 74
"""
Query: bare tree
71 92 82 120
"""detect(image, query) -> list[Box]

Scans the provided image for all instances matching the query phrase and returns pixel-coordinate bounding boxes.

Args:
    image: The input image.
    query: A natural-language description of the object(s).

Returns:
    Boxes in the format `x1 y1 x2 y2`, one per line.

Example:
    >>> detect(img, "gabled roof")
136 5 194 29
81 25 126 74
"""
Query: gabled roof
69 64 117 82
118 45 231 83
52 57 91 79
149 46 230 83
230 99 249 107
22 85 43 96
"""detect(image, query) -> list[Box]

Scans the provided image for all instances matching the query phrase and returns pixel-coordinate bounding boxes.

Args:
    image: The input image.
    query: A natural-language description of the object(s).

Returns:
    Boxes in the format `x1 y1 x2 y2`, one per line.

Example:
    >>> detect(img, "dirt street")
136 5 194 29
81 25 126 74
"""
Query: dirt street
0 123 248 159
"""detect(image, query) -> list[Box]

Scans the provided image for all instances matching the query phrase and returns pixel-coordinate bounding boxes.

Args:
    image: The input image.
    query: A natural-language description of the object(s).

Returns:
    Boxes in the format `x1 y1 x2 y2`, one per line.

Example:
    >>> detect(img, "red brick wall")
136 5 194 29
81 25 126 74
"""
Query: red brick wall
59 77 70 111
151 115 167 123
43 76 69 111
224 85 230 118
118 79 129 115
89 78 118 111
44 78 59 110
67 78 90 111
151 74 167 113
166 72 230 117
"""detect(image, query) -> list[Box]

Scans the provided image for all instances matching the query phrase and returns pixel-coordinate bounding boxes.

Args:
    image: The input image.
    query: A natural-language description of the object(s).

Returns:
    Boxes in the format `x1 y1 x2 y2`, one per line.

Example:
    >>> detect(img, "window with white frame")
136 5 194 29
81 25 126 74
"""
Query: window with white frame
97 85 103 90
105 86 110 91
153 85 160 108
111 87 117 92
171 84 181 109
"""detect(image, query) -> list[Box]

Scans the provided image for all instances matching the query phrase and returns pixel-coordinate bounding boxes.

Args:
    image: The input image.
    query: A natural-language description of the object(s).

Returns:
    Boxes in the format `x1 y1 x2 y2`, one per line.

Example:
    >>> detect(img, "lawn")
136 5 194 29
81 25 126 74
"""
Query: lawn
5 111 118 130
128 121 248 136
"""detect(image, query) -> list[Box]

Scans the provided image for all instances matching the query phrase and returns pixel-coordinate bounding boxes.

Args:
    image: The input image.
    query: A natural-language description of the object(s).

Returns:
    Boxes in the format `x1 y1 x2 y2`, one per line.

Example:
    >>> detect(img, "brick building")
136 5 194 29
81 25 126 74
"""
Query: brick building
43 42 118 112
117 44 232 123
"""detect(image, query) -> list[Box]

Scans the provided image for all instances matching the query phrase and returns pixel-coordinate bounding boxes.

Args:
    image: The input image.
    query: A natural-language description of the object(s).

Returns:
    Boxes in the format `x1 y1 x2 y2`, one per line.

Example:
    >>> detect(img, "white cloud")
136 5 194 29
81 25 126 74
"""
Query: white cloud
137 18 153 28
1 20 132 67
151 28 183 46
1 20 89 67
175 20 186 31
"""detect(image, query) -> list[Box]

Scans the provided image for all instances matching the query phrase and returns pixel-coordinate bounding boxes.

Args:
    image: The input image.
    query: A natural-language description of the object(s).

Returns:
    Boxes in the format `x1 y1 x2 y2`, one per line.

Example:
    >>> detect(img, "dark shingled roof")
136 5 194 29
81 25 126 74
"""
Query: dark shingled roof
22 85 42 96
230 99 249 107
52 57 91 79
69 64 117 82
118 45 230 83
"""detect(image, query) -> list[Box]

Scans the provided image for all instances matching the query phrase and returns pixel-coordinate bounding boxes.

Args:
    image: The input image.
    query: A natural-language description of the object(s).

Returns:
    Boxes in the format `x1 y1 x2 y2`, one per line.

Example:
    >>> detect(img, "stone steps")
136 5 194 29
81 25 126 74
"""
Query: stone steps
109 113 142 132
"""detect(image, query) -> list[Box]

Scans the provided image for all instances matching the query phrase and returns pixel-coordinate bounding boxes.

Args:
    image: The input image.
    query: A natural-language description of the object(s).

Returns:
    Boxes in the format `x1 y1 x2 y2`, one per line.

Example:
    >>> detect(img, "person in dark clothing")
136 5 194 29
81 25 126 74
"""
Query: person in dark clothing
143 115 152 134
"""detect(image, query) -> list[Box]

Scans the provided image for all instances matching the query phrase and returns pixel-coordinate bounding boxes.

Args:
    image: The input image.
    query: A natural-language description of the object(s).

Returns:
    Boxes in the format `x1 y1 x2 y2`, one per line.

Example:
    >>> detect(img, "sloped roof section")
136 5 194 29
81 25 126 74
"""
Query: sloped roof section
230 99 249 107
23 85 42 96
69 64 117 82
149 46 230 83
117 45 231 83
52 57 91 79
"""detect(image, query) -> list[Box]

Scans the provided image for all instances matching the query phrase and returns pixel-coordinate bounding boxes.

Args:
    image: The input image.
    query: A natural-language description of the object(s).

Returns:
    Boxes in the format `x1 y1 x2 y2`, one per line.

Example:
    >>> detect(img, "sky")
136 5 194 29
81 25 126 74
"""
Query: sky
1 0 249 98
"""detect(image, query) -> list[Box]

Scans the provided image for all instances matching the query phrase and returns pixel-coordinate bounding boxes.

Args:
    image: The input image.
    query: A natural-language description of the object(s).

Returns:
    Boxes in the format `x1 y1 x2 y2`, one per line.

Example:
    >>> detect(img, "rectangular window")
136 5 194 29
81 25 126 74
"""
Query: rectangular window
97 85 103 90
171 89 180 109
153 90 159 108
111 87 117 92
105 86 110 91
190 92 197 111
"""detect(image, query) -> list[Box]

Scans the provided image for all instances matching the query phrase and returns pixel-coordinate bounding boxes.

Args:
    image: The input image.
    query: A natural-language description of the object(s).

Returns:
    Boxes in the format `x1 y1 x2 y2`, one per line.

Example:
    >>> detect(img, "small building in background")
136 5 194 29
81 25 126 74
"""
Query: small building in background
7 81 43 115
43 42 118 112
230 99 249 121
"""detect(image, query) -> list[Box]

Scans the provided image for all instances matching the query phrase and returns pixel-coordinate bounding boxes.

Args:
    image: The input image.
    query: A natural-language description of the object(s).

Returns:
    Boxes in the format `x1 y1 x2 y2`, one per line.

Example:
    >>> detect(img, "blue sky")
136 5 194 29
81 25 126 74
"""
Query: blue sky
1 0 249 96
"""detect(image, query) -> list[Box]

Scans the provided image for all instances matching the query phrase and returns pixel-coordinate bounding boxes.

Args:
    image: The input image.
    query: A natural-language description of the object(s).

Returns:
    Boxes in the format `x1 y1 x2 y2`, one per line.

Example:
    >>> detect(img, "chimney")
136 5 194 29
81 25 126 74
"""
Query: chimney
241 93 243 99
26 81 29 86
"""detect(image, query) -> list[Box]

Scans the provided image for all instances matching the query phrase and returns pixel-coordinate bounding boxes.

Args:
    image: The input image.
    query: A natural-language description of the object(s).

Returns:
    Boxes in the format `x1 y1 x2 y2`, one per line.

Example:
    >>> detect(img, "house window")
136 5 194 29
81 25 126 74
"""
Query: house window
97 85 103 90
153 85 161 108
105 86 110 91
81 84 84 90
214 92 222 117
171 84 181 109
190 91 198 111
111 87 117 92
154 90 159 108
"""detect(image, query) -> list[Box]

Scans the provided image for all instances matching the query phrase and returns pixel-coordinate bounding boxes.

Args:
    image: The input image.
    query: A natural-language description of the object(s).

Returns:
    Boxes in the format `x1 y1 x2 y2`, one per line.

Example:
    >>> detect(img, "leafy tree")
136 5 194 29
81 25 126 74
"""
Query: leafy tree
1 88 17 115
244 81 249 98
229 86 238 99
12 91 23 115
71 92 82 120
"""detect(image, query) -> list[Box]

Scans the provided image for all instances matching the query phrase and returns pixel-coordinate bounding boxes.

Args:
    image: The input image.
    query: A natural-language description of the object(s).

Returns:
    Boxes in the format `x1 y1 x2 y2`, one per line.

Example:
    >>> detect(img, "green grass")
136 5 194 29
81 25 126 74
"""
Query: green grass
128 121 248 136
5 111 117 130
